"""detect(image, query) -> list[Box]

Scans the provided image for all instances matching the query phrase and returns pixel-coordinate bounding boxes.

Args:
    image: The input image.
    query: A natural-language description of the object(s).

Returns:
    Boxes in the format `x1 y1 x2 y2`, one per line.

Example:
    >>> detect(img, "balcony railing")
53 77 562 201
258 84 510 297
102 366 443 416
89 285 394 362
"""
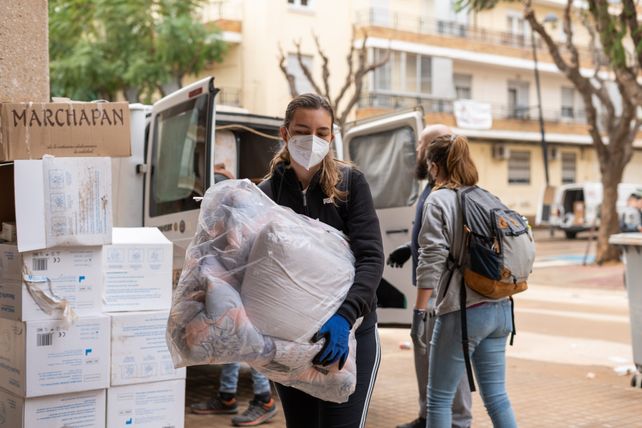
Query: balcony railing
217 87 242 107
354 8 592 58
201 0 243 22
359 92 587 124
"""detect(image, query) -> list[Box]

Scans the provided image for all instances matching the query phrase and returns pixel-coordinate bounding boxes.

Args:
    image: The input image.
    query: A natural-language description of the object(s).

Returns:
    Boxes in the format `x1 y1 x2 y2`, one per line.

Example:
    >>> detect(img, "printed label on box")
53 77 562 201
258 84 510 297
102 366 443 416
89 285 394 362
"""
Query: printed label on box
110 311 185 386
0 316 110 397
0 244 103 321
107 380 185 428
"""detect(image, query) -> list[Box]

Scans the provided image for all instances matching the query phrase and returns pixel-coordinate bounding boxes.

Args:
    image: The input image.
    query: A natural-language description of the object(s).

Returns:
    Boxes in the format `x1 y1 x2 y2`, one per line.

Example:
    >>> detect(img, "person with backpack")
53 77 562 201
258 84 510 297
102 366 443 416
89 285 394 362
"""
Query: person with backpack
417 134 530 428
387 124 472 428
258 93 384 428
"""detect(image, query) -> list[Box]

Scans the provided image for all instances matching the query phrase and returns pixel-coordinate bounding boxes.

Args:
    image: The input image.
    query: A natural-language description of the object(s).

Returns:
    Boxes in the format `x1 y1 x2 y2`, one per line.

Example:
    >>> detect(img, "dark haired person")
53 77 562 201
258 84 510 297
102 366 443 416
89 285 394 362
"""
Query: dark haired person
417 134 517 428
258 93 384 428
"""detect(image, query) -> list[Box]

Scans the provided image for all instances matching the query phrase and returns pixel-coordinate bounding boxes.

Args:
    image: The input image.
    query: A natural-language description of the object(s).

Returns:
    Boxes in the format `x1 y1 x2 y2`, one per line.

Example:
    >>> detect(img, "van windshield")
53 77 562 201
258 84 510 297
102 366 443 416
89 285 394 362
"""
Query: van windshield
150 94 209 217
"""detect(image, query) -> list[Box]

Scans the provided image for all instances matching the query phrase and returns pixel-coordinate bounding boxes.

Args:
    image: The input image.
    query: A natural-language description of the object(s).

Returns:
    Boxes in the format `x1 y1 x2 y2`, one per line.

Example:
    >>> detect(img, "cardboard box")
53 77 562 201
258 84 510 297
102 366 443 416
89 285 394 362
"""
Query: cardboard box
107 380 185 428
14 157 113 252
110 311 186 386
0 101 131 161
0 315 110 397
0 387 106 428
103 228 172 312
0 243 103 321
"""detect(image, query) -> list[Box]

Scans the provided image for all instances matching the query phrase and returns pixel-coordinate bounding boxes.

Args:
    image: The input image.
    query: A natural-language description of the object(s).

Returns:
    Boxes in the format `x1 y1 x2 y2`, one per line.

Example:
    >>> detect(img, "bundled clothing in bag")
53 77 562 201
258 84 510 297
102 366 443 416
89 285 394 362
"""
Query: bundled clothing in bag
166 179 359 402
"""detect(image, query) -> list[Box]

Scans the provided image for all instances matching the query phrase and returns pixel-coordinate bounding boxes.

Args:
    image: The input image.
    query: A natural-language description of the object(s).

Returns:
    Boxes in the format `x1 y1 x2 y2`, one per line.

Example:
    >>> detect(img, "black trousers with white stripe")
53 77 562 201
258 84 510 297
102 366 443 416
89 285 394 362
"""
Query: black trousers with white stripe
275 311 381 428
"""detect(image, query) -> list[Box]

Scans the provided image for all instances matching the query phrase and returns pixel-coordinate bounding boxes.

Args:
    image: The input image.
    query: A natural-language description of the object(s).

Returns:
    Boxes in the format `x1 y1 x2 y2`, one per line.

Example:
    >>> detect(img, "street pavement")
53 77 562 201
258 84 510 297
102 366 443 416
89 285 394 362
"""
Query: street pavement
185 230 642 427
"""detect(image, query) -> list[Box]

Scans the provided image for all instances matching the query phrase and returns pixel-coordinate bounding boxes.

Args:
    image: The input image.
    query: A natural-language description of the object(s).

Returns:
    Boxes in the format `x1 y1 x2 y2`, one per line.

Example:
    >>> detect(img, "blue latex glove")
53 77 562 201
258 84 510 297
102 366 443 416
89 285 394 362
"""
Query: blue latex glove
312 314 350 370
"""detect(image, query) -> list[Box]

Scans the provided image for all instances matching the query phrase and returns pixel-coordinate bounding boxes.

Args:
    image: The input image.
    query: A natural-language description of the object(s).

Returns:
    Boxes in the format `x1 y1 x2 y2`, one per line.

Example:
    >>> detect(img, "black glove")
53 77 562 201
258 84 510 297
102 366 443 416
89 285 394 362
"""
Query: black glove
386 244 411 268
410 309 427 352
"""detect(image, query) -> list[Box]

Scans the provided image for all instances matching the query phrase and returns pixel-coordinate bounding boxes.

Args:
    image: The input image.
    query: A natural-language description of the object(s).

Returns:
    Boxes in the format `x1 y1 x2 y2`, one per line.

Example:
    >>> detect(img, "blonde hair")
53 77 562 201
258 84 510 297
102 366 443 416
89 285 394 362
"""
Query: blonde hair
426 134 478 189
266 94 348 202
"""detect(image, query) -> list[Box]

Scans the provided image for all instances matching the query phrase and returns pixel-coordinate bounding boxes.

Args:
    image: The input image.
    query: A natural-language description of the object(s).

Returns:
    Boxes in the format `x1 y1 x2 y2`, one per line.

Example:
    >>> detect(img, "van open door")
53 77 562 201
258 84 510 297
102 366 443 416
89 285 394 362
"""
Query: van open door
342 108 424 325
536 184 557 230
144 77 217 283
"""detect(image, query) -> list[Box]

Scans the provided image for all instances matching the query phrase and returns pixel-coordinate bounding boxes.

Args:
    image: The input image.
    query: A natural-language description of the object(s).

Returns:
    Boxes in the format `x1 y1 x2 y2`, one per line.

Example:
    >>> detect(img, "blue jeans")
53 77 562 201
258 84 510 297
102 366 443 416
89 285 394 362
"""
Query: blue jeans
219 363 271 396
427 300 517 428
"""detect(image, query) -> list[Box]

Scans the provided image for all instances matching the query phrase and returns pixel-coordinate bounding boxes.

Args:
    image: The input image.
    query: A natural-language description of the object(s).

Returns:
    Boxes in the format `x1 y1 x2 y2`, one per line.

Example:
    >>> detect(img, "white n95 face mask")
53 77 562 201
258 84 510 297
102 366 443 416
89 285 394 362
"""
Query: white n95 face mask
287 134 330 170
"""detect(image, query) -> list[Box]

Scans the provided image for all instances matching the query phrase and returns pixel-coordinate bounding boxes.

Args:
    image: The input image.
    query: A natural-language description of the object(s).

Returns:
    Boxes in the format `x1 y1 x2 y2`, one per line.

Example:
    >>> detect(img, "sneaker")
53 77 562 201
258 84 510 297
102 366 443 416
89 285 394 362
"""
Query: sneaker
396 417 426 428
190 396 238 415
231 398 277 426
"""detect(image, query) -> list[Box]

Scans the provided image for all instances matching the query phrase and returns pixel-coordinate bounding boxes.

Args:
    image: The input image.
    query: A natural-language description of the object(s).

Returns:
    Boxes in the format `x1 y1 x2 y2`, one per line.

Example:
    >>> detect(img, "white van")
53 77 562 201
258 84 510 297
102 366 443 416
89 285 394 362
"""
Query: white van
112 76 425 325
537 182 642 239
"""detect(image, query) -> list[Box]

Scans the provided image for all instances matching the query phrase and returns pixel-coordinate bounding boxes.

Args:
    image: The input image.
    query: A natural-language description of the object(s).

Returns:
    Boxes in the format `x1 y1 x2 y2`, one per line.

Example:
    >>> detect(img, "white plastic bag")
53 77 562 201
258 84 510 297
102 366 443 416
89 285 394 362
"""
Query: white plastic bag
166 179 358 403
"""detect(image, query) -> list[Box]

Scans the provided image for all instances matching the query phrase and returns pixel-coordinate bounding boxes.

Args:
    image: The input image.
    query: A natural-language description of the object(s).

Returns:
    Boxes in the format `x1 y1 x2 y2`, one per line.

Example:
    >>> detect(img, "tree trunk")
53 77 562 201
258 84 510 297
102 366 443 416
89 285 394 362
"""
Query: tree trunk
160 80 181 97
596 166 624 263
124 87 140 103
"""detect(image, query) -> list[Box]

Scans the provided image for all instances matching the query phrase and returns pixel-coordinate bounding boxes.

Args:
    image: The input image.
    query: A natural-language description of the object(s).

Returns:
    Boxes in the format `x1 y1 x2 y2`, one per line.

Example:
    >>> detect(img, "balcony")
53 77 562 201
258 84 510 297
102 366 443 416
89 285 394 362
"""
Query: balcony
353 8 593 69
201 0 242 42
217 87 242 107
357 92 589 136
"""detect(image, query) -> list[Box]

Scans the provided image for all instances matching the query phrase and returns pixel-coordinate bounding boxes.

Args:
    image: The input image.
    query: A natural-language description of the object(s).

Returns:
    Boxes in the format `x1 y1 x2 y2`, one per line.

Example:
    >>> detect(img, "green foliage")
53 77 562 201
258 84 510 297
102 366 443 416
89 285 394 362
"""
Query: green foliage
49 0 227 102
455 0 511 12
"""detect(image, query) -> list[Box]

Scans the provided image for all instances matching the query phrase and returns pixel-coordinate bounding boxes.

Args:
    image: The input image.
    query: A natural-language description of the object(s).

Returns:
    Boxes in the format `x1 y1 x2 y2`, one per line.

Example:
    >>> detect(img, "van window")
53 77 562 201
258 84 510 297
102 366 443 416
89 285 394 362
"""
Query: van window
349 126 418 209
150 94 209 217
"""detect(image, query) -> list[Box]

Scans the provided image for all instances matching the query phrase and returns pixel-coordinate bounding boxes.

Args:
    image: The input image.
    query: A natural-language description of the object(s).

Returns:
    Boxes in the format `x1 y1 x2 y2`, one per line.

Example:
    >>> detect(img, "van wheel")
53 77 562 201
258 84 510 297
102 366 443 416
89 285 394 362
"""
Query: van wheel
565 231 578 239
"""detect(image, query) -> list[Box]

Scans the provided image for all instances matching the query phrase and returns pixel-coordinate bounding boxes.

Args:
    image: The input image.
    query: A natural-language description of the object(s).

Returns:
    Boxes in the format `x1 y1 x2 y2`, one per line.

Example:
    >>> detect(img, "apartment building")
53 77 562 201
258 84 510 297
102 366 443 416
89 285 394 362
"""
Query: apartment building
196 0 642 218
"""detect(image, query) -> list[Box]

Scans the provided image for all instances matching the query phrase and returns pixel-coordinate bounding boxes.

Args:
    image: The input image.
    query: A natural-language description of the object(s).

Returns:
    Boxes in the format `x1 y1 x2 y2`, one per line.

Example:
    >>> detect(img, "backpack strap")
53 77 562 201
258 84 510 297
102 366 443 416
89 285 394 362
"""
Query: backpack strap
454 188 477 392
509 296 516 346
460 282 476 392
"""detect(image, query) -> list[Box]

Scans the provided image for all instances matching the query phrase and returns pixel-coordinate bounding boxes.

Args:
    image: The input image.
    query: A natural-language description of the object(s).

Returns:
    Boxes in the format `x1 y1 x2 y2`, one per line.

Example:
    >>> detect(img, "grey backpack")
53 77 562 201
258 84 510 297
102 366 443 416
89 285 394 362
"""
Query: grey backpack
453 186 535 392
456 186 535 298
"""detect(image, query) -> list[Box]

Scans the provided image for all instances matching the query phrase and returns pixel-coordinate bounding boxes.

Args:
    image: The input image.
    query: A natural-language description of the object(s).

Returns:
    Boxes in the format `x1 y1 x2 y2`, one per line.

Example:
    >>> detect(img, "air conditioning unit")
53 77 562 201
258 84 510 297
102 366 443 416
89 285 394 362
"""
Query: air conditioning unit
492 144 510 160
548 146 559 161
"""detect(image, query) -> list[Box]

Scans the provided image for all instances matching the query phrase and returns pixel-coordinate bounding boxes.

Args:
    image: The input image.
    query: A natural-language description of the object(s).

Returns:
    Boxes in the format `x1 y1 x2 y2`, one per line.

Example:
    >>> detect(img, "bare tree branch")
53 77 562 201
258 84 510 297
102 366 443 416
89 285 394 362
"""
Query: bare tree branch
313 33 331 99
334 25 358 109
562 0 579 68
612 78 637 158
524 3 606 159
621 0 642 70
294 40 324 95
580 12 606 78
278 45 299 98
337 34 390 127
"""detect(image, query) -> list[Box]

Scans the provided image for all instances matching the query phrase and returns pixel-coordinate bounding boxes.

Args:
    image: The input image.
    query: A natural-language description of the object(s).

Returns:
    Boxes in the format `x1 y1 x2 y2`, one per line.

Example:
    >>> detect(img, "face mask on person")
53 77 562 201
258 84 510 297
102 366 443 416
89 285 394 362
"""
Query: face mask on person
287 133 330 170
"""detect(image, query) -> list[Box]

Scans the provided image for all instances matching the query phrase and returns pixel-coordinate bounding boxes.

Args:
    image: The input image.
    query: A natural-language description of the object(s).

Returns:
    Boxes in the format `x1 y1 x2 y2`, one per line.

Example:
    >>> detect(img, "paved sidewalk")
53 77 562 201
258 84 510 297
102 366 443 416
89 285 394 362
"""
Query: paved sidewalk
185 328 642 428
185 252 642 427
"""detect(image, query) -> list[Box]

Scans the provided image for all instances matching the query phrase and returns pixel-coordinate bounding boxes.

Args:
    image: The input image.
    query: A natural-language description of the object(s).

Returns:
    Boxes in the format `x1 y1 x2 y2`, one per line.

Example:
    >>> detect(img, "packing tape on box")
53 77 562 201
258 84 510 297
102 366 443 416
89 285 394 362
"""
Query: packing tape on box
22 271 78 326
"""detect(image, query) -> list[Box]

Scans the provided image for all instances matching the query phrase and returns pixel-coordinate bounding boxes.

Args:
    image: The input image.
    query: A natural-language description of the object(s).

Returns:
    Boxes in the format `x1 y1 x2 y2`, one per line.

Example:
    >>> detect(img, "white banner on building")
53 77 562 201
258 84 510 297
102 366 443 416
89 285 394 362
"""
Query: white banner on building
454 100 493 130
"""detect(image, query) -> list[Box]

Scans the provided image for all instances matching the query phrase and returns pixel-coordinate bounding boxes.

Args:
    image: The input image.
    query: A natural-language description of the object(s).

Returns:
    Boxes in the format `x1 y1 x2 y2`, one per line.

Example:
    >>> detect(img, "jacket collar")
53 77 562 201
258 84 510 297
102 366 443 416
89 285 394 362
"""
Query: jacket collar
274 162 322 191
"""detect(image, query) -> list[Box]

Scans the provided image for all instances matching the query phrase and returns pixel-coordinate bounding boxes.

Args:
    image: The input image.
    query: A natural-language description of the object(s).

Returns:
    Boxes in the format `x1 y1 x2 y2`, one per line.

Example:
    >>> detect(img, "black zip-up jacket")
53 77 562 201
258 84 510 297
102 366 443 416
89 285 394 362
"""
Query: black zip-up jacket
258 163 384 328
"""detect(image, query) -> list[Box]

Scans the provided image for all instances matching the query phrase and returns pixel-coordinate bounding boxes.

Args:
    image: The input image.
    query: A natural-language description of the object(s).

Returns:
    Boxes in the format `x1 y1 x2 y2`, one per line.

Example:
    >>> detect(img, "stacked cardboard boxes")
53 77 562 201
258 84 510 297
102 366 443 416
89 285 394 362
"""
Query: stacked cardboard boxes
0 100 185 427
104 228 185 428
0 156 113 428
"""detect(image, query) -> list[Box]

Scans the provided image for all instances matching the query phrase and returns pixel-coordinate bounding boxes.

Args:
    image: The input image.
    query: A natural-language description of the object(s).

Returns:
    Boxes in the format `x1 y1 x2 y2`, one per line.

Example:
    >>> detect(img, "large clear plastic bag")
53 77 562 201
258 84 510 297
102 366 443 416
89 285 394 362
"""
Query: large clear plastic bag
166 179 358 403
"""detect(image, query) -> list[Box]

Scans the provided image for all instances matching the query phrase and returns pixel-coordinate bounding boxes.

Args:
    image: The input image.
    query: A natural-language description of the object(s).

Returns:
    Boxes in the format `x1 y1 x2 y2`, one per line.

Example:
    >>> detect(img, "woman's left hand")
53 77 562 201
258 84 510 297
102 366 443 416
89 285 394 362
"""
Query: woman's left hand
312 314 350 370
